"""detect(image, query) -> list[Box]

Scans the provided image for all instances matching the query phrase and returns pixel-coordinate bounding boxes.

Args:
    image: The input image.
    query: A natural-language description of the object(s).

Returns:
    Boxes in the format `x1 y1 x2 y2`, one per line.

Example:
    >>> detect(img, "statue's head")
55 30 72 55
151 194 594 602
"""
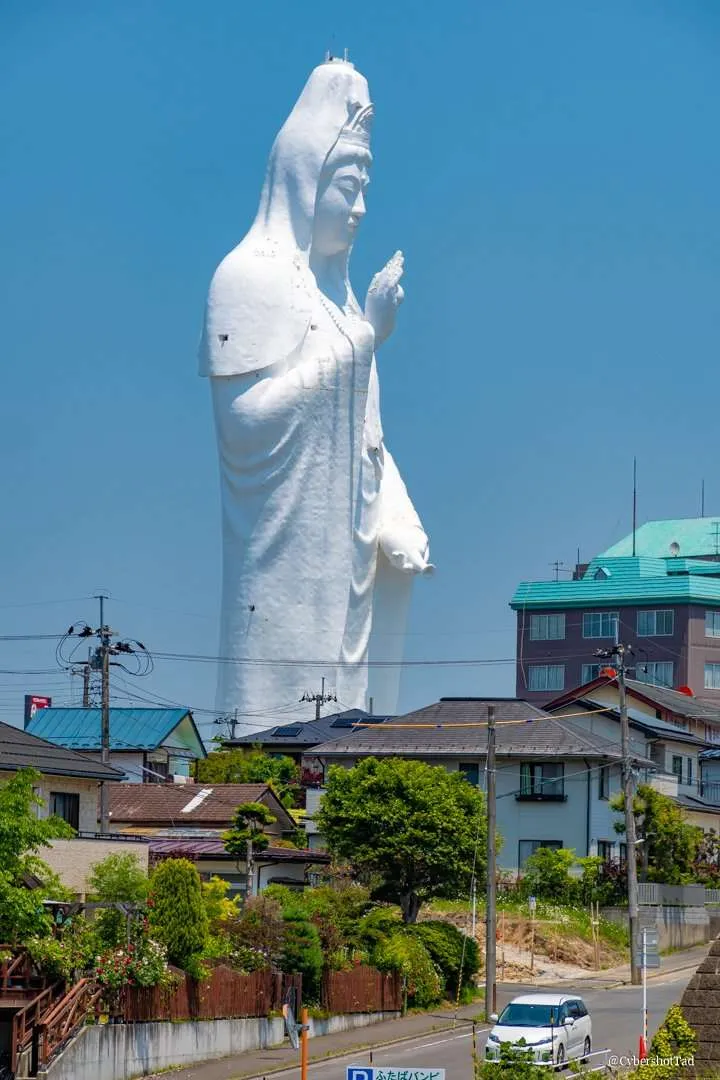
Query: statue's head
313 104 373 257
252 61 373 260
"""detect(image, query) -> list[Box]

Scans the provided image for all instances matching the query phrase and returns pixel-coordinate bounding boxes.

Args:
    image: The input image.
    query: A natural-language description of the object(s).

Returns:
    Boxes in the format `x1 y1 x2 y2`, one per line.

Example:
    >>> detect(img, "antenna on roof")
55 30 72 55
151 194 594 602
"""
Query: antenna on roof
701 479 706 518
632 457 638 557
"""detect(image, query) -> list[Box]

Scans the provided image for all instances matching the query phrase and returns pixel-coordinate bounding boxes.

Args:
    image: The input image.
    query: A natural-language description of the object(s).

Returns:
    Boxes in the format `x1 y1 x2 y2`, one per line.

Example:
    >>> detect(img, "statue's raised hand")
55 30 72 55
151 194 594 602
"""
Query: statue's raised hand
365 251 404 347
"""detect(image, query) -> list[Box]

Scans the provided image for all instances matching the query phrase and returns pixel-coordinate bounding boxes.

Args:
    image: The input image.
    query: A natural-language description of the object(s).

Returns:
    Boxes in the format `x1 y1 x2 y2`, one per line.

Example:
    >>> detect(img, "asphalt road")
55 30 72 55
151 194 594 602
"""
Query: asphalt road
250 971 693 1080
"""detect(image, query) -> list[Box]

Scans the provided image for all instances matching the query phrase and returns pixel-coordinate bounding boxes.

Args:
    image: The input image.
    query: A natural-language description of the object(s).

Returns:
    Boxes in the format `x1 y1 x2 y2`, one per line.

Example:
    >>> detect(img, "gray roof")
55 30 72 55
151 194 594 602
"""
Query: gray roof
675 793 720 816
311 697 647 762
226 709 392 750
624 680 720 724
0 720 125 781
547 698 709 748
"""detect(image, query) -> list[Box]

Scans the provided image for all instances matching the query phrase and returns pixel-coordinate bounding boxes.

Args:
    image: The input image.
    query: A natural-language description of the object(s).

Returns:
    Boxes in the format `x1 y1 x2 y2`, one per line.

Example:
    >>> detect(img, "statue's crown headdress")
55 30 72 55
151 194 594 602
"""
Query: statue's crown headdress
338 102 373 150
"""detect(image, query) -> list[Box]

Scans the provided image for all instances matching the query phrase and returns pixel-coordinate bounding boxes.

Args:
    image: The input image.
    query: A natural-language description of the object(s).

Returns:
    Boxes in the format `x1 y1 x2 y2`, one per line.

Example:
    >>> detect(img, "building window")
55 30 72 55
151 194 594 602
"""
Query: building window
706 612 720 638
636 661 674 688
519 762 565 800
619 842 628 862
50 791 79 831
460 763 480 786
529 614 566 641
582 612 619 639
687 758 693 786
528 664 565 692
671 756 683 782
637 610 674 637
518 839 563 868
705 724 720 744
598 766 610 800
581 663 615 684
706 663 720 690
597 840 614 860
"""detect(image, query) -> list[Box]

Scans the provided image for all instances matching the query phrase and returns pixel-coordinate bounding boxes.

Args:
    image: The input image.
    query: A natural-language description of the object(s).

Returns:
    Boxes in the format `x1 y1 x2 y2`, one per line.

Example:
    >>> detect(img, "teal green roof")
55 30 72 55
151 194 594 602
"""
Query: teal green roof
599 518 720 559
26 707 206 756
511 555 720 610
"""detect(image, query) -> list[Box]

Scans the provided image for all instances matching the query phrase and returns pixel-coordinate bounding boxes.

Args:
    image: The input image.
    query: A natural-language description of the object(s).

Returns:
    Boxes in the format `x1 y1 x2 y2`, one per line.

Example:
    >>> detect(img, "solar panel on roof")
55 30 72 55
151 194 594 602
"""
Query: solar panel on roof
273 724 303 737
330 717 356 728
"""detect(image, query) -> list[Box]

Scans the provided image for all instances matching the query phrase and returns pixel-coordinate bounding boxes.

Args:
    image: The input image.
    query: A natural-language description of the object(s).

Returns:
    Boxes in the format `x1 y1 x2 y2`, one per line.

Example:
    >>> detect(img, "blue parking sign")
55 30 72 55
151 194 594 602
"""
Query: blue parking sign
347 1070 373 1080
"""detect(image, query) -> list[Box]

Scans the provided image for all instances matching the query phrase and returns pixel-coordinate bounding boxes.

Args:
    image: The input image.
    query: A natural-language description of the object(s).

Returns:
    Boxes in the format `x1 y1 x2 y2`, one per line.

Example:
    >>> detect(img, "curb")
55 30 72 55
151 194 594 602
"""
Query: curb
226 1017 484 1080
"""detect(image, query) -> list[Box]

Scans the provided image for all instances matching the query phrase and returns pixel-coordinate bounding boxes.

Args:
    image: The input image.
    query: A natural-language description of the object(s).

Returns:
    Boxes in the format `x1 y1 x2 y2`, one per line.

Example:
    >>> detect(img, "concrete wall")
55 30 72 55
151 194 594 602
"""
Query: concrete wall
40 1010 401 1080
602 905 711 950
40 837 149 898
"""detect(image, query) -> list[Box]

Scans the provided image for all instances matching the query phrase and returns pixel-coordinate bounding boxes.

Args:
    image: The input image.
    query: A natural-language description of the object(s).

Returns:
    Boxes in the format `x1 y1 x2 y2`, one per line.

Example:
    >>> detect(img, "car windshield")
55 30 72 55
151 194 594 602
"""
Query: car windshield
497 1004 561 1028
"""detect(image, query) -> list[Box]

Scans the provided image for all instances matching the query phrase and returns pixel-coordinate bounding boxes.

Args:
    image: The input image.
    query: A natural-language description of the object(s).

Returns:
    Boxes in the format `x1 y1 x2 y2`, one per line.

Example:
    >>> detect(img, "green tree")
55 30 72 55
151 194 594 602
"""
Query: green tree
148 858 208 973
316 758 488 924
612 785 701 884
88 852 149 902
224 801 277 861
523 847 577 901
195 748 299 806
0 769 74 943
280 912 324 1002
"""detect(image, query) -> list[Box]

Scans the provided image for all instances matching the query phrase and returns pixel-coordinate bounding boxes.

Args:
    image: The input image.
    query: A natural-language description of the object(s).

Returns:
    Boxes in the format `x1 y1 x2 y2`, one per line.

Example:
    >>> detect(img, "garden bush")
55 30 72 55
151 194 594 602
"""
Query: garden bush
372 930 443 1007
410 920 479 996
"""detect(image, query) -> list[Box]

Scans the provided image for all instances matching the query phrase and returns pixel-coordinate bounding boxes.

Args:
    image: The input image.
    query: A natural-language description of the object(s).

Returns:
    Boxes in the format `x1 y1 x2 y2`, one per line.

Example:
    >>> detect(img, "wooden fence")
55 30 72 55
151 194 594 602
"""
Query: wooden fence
321 966 401 1014
121 966 301 1022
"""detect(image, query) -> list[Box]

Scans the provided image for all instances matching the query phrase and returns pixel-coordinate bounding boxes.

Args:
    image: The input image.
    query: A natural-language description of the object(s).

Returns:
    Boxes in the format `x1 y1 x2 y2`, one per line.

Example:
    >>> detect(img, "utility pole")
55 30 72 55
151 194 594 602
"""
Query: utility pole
597 643 641 985
98 594 112 834
485 704 497 1019
82 653 91 708
300 677 337 720
65 598 151 835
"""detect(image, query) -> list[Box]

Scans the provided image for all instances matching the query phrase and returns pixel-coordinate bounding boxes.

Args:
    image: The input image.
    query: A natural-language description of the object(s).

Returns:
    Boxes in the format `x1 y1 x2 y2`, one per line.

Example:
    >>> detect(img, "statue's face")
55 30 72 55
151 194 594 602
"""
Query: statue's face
313 152 370 257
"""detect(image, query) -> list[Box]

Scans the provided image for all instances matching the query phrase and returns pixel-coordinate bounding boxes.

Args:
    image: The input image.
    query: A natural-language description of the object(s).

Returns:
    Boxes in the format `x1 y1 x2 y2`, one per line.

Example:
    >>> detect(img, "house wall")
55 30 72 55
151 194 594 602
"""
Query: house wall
552 700 703 798
31 775 100 832
516 604 693 703
306 756 623 872
41 837 149 898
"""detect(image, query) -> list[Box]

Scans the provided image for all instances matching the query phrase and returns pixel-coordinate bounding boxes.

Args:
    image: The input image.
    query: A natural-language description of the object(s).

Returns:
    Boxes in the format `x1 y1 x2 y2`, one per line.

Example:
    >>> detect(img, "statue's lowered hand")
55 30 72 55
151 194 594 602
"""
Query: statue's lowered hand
380 522 434 576
365 251 405 347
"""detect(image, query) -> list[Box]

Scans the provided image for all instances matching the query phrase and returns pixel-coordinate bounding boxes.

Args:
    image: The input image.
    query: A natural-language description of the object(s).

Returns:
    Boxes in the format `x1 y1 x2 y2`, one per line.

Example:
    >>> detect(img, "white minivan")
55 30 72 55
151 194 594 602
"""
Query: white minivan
484 993 592 1067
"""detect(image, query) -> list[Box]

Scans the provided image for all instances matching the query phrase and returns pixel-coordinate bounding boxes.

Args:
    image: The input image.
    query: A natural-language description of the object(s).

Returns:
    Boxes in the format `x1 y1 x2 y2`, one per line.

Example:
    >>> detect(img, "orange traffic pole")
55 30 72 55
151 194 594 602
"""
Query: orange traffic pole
300 1007 309 1080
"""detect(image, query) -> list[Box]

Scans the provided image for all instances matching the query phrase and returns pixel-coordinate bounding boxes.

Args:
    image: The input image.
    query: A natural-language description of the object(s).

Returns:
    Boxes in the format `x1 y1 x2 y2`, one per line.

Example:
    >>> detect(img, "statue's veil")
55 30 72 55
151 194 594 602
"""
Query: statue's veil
200 60 371 378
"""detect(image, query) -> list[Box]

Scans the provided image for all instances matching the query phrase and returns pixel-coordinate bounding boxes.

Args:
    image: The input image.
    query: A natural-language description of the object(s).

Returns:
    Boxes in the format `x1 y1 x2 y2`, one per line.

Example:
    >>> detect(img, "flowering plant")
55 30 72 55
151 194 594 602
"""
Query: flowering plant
95 939 174 992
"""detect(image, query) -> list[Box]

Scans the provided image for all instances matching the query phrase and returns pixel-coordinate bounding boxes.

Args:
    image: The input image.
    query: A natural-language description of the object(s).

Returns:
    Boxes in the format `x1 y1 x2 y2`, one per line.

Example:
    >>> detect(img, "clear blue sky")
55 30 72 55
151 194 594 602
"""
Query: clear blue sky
1 1 718 741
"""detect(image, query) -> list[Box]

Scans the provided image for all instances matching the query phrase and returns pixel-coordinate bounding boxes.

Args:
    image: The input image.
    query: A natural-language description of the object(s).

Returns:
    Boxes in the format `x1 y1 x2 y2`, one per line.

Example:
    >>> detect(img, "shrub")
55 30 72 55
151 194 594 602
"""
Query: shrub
148 859 208 973
411 920 479 997
476 1041 554 1080
228 895 285 970
522 847 577 902
372 931 443 1007
281 913 324 1002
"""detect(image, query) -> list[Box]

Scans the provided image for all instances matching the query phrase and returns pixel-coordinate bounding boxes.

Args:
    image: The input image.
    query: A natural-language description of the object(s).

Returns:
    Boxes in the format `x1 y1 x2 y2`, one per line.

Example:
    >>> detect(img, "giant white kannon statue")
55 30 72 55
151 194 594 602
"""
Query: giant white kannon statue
200 58 432 731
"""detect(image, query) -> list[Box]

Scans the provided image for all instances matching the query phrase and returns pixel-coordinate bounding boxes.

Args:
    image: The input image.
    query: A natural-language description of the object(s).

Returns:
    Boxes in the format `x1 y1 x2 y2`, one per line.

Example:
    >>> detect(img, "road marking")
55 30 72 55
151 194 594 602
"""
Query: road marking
394 1032 476 1052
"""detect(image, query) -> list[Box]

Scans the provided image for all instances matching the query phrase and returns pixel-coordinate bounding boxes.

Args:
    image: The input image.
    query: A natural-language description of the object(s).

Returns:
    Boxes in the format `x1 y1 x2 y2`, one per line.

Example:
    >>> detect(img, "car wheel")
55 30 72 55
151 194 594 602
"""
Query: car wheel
555 1042 565 1070
582 1037 591 1063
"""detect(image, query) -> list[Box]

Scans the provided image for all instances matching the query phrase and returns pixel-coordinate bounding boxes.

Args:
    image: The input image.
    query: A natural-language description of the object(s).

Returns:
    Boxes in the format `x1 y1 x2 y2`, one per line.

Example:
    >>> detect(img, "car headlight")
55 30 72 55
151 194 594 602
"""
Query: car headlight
488 1034 500 1043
